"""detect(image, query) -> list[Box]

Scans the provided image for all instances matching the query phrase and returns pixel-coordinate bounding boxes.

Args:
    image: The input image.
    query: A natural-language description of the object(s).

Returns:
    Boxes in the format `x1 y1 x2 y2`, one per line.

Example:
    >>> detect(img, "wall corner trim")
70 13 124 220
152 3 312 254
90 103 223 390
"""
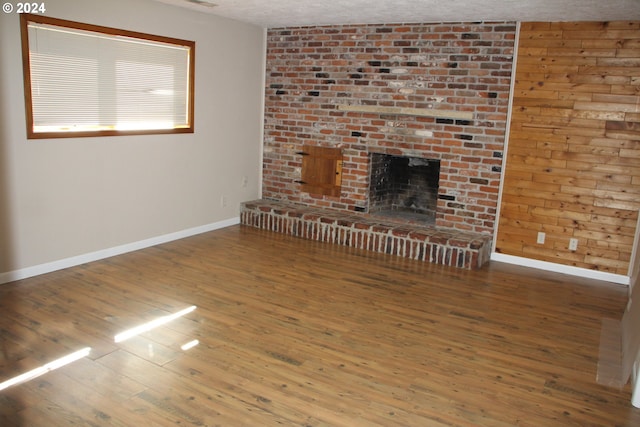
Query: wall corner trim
491 252 630 286
0 217 240 286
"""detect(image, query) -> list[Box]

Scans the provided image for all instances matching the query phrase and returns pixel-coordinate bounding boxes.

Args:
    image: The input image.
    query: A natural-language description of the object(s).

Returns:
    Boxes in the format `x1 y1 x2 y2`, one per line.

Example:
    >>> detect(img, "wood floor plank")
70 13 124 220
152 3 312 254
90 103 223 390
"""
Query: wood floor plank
0 225 638 426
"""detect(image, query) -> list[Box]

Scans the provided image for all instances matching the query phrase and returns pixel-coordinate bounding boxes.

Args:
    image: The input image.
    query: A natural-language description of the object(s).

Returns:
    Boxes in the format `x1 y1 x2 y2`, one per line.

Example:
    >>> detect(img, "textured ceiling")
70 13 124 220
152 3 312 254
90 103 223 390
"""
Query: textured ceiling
152 0 640 28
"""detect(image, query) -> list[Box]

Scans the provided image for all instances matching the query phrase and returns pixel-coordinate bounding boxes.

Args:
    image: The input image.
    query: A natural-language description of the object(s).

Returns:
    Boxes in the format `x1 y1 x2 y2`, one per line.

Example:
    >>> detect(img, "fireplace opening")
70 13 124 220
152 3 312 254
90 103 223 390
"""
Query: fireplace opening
368 153 440 224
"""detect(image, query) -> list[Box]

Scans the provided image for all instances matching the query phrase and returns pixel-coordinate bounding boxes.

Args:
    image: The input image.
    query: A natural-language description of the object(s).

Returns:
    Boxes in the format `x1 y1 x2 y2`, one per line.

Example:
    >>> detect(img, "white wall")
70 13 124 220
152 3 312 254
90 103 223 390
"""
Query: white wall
0 0 265 281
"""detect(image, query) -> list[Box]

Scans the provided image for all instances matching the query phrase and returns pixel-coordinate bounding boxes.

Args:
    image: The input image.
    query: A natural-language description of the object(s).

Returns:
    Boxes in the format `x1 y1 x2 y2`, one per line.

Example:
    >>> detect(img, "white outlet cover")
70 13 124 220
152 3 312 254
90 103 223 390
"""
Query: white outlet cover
569 238 578 251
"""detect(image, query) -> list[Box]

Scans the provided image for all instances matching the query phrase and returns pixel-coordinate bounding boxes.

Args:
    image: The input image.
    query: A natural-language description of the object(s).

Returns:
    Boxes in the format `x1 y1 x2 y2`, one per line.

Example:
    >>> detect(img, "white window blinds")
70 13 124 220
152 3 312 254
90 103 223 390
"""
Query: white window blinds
21 14 194 138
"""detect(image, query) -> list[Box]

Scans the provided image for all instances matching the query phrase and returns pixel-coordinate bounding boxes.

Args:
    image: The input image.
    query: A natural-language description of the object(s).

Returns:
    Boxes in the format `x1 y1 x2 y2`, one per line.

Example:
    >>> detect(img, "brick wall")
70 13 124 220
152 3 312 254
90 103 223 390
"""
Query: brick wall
263 22 516 234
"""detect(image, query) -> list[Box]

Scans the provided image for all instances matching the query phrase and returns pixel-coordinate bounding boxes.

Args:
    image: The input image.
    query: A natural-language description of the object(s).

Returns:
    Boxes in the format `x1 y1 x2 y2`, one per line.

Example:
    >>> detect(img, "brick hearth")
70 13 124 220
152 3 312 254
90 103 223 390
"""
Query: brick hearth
241 199 492 269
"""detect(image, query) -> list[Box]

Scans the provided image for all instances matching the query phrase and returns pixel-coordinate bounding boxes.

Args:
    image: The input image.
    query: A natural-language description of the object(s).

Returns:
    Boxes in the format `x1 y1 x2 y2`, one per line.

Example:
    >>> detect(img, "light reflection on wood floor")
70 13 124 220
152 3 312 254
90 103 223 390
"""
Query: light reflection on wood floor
0 225 638 426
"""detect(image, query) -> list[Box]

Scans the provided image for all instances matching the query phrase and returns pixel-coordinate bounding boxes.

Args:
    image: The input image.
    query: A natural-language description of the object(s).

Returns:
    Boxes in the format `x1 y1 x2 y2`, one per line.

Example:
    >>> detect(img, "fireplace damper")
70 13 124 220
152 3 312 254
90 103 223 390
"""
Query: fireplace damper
369 153 440 224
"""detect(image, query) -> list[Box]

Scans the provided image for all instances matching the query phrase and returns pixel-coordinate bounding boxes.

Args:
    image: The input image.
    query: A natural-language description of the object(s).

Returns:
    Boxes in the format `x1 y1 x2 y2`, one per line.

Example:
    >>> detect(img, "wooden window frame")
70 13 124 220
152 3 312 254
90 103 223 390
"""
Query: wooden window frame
19 14 195 139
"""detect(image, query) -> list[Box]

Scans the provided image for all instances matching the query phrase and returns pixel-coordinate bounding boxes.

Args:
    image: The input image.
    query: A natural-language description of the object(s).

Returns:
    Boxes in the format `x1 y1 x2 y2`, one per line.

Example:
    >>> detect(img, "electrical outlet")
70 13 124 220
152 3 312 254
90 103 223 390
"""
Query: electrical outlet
569 238 578 251
537 232 545 244
241 176 248 188
221 195 228 207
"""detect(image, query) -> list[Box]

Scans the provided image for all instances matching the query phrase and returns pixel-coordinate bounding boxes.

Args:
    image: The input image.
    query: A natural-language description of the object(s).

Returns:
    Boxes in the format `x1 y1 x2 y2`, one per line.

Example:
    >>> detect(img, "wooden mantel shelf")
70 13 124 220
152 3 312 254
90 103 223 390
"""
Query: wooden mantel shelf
337 104 474 121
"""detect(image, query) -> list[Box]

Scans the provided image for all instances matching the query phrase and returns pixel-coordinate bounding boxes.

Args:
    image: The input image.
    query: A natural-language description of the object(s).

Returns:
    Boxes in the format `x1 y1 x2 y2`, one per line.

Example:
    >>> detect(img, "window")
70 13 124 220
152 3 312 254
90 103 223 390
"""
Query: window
20 14 195 139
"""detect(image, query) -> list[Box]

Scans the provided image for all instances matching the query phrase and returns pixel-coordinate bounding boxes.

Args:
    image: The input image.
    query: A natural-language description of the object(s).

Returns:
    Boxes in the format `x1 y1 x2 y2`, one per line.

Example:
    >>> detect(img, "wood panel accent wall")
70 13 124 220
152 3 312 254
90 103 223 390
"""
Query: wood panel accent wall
496 21 640 276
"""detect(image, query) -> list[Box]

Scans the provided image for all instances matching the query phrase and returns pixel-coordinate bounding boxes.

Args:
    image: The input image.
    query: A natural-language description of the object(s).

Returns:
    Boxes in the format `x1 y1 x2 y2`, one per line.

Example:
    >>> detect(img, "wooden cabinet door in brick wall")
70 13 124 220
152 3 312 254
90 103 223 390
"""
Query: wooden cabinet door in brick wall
299 145 343 197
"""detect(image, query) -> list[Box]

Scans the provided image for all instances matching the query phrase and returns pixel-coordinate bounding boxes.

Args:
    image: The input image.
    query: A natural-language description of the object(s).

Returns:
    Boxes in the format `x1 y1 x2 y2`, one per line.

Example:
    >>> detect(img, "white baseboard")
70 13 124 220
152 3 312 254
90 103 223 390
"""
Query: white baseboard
0 217 239 285
491 253 630 286
633 357 640 408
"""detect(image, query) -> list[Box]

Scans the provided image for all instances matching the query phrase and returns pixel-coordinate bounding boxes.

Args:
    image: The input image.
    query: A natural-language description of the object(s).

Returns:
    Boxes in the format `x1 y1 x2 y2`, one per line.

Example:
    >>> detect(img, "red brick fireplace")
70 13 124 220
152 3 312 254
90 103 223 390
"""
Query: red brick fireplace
243 21 516 268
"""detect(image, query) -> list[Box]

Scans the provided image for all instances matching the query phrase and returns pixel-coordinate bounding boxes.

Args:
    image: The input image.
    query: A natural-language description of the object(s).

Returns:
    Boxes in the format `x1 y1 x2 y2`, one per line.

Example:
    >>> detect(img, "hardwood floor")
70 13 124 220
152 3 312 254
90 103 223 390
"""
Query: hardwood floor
1 225 638 426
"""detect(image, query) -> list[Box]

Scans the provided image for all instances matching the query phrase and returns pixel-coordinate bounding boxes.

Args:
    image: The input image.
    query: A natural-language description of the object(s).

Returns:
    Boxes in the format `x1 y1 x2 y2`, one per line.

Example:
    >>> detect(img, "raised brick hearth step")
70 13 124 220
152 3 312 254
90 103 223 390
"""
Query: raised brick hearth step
240 199 492 269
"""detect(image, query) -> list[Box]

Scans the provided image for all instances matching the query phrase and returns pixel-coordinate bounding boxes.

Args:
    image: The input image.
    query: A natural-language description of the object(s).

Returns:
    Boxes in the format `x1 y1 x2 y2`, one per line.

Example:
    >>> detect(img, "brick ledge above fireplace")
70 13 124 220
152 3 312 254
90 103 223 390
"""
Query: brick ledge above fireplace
240 199 492 270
